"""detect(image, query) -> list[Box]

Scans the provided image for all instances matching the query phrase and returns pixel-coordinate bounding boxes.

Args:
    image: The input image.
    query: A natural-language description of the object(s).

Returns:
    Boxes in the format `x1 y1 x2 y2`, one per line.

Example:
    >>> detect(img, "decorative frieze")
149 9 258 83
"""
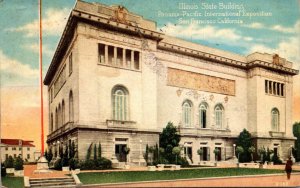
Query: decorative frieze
167 68 235 96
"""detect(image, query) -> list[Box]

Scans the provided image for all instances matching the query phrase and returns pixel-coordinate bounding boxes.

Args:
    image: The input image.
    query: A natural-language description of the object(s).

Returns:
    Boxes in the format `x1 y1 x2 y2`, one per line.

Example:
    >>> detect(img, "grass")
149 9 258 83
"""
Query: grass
2 176 24 188
78 168 284 185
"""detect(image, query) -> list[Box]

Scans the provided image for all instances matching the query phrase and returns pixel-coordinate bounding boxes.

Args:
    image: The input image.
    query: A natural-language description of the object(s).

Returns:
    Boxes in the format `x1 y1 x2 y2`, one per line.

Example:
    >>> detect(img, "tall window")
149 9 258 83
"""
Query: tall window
215 104 224 129
58 103 61 127
271 108 279 131
55 108 58 130
62 100 65 125
199 103 208 128
112 86 128 121
69 91 74 122
50 113 53 132
69 53 73 75
182 100 192 127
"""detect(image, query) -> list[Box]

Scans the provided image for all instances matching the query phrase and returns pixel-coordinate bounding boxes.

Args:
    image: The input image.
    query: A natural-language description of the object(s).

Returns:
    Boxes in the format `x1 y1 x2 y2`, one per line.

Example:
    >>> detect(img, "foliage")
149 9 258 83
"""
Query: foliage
248 146 255 161
54 158 62 170
271 152 283 164
159 122 181 163
69 158 80 170
144 144 149 164
124 147 130 164
78 168 283 185
4 156 14 168
62 145 69 166
293 122 300 161
86 143 93 161
94 144 97 161
98 142 102 159
236 129 254 162
69 141 76 159
172 146 181 164
263 148 274 162
1 163 6 177
14 157 24 170
153 143 159 165
48 148 53 162
236 146 244 162
197 148 203 156
81 157 112 170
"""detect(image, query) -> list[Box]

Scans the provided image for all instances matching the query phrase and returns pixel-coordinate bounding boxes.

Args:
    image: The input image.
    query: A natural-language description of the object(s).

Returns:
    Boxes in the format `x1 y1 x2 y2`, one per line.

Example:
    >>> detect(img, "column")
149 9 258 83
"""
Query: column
278 83 281 96
122 48 126 67
104 45 108 64
114 47 117 66
131 50 134 69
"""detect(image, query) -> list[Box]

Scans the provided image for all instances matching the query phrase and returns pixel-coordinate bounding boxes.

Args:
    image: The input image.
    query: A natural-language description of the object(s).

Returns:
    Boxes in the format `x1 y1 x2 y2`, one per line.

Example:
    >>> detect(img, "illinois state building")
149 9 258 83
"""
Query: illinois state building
44 0 299 165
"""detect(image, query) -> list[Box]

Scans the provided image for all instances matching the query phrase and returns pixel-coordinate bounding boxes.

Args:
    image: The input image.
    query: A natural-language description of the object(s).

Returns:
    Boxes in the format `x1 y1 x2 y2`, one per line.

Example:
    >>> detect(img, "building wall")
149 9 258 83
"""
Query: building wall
1 145 36 163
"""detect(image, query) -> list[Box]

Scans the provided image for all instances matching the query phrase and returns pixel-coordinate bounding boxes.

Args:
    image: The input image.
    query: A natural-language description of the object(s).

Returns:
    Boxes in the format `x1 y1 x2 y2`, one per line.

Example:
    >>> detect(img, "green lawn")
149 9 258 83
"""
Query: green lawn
78 168 284 184
2 176 24 188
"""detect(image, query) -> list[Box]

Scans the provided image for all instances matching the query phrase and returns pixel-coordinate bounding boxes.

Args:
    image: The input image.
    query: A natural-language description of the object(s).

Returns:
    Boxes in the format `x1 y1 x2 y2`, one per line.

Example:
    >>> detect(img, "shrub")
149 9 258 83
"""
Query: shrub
272 153 283 164
96 157 112 169
177 157 189 167
54 158 62 170
81 160 95 170
14 157 24 170
4 156 14 168
236 129 253 162
69 158 80 170
1 163 6 177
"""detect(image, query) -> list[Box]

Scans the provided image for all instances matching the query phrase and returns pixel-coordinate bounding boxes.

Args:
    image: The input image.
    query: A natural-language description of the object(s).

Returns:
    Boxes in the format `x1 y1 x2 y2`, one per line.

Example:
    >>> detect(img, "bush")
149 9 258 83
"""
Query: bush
4 156 14 168
1 163 6 177
81 158 112 170
69 158 80 170
177 157 189 167
96 157 112 169
80 160 95 170
272 153 283 164
54 158 62 170
14 157 24 170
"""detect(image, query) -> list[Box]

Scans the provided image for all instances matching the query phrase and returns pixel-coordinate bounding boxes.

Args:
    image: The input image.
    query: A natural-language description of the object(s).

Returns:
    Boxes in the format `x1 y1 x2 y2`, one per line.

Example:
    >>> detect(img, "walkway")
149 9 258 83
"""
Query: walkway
24 165 69 179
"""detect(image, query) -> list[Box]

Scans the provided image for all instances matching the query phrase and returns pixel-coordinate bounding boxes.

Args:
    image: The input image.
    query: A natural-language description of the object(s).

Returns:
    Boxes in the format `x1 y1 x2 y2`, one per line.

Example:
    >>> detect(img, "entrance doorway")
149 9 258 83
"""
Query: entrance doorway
115 144 127 162
215 147 222 161
202 147 210 161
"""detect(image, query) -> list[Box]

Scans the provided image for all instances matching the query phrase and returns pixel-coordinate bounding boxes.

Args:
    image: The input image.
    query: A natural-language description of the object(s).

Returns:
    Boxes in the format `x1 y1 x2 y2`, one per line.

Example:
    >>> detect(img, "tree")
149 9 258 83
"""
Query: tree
98 142 102 159
94 144 97 161
86 143 93 161
145 144 149 164
4 156 14 168
153 143 159 165
236 129 253 162
248 146 255 162
197 148 203 162
258 147 266 162
293 122 300 161
159 122 181 163
236 146 244 162
69 141 75 159
124 147 130 165
14 157 24 170
213 148 220 161
172 147 181 165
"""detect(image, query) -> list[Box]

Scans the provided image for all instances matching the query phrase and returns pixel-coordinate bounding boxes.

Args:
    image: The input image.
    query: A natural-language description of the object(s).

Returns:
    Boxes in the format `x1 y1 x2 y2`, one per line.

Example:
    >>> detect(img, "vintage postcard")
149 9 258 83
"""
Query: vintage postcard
0 0 300 187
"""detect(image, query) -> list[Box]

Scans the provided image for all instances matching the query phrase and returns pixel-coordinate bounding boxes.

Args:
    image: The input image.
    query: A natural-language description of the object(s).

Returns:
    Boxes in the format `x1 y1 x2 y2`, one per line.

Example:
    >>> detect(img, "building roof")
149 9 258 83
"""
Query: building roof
1 139 35 147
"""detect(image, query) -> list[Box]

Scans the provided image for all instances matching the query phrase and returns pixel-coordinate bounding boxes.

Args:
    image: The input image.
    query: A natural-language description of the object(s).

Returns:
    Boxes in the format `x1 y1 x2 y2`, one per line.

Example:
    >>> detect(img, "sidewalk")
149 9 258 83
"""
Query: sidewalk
24 165 69 179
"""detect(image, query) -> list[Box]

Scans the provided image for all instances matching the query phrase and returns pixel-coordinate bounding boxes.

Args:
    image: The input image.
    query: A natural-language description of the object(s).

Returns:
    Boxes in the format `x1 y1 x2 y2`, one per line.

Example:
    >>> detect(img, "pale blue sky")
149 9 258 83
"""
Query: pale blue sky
0 0 299 87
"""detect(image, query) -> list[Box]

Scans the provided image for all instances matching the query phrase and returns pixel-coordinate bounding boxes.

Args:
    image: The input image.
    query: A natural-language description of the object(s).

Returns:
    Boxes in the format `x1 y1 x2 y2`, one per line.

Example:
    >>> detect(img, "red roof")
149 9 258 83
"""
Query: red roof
1 139 35 147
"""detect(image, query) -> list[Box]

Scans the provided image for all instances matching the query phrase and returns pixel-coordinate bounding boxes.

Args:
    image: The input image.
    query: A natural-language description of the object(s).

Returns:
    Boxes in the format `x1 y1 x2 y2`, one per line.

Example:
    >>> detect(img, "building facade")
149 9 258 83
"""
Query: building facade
44 1 299 165
0 139 36 163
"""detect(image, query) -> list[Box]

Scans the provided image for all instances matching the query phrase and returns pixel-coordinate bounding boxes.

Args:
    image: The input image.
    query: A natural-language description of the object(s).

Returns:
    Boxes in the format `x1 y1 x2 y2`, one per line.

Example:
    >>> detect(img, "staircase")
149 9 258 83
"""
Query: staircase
29 176 77 188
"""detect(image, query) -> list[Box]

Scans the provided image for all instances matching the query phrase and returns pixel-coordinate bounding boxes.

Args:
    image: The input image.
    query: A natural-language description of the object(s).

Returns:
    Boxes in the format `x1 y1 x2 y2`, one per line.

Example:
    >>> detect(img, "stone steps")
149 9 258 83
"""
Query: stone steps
29 177 76 188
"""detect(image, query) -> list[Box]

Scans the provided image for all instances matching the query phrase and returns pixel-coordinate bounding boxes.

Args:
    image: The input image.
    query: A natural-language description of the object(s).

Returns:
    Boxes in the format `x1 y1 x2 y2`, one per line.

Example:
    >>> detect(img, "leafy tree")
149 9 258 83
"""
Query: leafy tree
197 148 203 162
62 145 69 166
248 146 255 162
236 146 244 162
258 147 266 162
236 129 253 162
4 156 14 168
159 122 181 163
68 141 75 159
213 148 220 161
14 157 24 170
153 143 159 165
172 147 181 165
293 122 300 161
144 144 149 164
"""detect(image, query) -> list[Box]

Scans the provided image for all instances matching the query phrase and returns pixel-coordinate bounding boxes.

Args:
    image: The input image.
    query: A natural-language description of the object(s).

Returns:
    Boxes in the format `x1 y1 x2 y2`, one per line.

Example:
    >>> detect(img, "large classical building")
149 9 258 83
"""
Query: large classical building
44 0 299 165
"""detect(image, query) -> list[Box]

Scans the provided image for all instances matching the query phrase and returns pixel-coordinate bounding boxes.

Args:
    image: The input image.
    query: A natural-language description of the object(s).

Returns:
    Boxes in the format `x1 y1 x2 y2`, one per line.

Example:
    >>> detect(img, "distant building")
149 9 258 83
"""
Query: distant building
0 139 36 163
44 1 298 165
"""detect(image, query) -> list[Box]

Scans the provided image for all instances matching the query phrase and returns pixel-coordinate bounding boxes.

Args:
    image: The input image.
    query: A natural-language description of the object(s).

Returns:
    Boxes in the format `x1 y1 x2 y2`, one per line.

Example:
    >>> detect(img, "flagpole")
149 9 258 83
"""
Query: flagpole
39 0 44 157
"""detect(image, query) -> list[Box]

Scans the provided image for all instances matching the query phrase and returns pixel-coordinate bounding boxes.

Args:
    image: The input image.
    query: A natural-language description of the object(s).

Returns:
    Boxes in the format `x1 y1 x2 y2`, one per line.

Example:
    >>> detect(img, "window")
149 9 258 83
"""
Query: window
58 103 61 127
5 147 8 151
199 103 208 128
12 147 16 151
117 47 123 66
98 44 105 64
50 113 53 132
62 100 65 125
134 51 140 70
112 86 128 121
27 147 30 151
69 91 74 122
265 80 284 97
182 100 192 127
108 45 114 65
55 108 58 130
215 104 224 129
69 53 73 75
27 154 30 159
271 108 279 131
13 154 16 158
19 147 22 151
5 154 8 159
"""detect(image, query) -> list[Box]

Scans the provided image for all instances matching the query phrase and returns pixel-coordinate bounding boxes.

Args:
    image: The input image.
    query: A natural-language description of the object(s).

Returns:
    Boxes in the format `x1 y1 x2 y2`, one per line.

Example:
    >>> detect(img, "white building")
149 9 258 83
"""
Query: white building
0 139 36 163
44 1 298 165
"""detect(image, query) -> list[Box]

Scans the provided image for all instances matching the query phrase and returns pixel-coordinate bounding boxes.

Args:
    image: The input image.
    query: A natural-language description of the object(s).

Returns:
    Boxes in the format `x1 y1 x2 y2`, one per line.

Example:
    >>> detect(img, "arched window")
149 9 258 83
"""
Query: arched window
55 108 58 130
50 113 53 132
199 103 208 128
271 108 279 131
214 104 224 129
69 91 74 122
62 100 65 125
58 103 61 127
112 86 128 121
182 100 192 127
